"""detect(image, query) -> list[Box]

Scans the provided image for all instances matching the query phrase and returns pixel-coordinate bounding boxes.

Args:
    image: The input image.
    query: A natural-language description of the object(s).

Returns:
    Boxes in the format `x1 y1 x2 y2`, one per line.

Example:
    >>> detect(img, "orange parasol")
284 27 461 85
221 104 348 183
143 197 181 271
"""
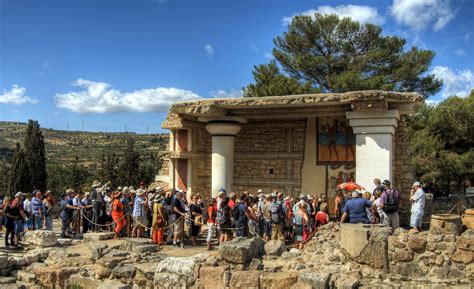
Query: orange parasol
337 182 365 191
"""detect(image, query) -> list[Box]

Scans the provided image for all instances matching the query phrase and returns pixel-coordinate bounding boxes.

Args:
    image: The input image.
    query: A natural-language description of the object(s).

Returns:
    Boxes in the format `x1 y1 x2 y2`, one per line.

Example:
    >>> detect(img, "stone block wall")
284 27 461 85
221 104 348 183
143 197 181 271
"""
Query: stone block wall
190 119 306 199
393 116 414 226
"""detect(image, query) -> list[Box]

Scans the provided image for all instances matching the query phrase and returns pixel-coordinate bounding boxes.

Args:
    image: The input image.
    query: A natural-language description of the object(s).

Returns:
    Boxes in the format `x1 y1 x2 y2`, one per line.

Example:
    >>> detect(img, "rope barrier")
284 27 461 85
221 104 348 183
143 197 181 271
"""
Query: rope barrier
80 210 128 227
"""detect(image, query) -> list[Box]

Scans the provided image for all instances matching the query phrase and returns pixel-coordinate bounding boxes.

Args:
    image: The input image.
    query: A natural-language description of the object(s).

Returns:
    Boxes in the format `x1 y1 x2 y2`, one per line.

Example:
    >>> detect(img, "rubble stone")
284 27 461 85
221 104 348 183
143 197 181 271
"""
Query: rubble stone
260 272 298 289
230 270 260 289
265 240 286 256
218 236 265 264
23 230 57 247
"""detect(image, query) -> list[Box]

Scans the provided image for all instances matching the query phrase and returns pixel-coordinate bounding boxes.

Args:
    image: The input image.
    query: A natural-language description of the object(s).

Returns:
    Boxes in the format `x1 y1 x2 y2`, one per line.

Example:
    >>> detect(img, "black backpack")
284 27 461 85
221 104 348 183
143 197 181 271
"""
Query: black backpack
270 202 283 224
384 189 397 213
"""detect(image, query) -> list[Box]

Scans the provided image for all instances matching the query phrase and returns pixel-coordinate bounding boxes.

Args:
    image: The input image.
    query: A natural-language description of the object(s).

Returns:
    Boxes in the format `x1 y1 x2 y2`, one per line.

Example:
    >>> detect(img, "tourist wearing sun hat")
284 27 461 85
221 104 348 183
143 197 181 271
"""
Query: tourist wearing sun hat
132 188 147 238
410 182 425 233
90 180 111 232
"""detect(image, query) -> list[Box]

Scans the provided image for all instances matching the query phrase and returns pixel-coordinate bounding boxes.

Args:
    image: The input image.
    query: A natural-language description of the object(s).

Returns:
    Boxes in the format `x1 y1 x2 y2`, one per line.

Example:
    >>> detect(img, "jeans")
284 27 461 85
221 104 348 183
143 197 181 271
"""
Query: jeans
44 215 53 231
33 213 43 230
15 219 25 241
60 212 71 235
235 221 248 238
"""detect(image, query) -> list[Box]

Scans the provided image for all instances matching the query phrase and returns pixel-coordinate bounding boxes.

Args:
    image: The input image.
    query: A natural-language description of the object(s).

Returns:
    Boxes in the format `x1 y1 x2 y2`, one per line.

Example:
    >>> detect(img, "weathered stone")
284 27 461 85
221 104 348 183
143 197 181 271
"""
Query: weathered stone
290 282 313 289
392 249 414 262
133 244 158 253
264 240 286 256
23 230 57 247
199 266 226 289
0 277 16 285
448 267 465 278
97 279 131 289
298 271 331 289
95 264 112 279
33 265 80 288
97 256 127 269
103 248 130 258
457 236 474 252
0 255 9 269
388 236 406 249
119 239 152 252
429 264 450 278
154 256 201 287
289 248 301 255
407 236 427 253
15 270 36 283
230 270 260 289
65 274 101 289
247 258 263 271
328 255 340 262
260 272 298 289
435 255 445 266
218 236 265 264
83 232 114 241
111 263 136 279
354 226 391 270
57 238 73 246
450 249 474 264
134 262 159 287
89 243 108 261
333 275 359 289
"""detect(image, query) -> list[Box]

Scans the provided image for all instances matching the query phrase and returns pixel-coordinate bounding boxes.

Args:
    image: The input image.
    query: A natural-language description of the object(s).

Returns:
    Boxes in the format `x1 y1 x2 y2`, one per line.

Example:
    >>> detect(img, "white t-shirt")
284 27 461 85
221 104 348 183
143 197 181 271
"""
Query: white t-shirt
23 199 33 214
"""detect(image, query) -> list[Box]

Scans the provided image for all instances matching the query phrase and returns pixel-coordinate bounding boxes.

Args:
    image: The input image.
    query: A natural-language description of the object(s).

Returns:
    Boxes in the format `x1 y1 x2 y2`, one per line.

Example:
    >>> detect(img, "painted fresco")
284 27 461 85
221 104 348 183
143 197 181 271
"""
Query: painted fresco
317 117 355 164
326 164 356 214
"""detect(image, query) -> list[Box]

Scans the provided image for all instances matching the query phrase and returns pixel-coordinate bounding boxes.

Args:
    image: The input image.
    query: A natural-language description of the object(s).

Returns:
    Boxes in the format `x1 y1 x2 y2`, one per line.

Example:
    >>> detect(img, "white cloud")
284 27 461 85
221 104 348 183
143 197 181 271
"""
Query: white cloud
54 79 201 113
0 85 39 105
210 89 243 99
204 44 214 58
282 5 384 26
390 0 455 32
454 48 466 56
432 66 474 98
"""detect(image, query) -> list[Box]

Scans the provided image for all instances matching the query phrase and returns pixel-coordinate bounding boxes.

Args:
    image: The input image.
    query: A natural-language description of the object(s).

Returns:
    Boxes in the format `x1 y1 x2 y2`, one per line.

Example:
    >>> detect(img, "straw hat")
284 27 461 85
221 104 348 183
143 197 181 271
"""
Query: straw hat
92 180 101 188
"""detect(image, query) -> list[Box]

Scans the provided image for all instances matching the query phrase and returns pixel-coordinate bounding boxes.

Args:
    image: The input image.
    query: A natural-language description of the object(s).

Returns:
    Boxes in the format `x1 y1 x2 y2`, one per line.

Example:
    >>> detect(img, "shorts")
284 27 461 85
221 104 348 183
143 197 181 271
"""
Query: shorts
263 219 272 236
134 216 147 228
174 218 184 236
410 211 423 227
294 225 303 241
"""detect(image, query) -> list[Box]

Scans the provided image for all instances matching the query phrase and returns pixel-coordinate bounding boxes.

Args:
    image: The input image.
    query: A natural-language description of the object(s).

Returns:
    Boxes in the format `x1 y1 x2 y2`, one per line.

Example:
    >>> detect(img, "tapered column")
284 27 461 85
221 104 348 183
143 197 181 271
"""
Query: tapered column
205 122 241 197
346 110 400 191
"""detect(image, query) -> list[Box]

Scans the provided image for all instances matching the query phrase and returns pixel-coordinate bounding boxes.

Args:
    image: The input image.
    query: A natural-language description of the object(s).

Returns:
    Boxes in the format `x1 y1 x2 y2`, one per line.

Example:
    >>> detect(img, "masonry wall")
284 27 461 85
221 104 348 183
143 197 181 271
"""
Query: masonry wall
191 119 308 200
393 116 414 226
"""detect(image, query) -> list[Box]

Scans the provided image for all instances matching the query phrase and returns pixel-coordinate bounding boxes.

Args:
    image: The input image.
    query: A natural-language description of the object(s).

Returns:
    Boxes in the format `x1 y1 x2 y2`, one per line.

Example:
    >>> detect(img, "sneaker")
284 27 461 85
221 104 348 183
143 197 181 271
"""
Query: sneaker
180 242 184 248
172 243 178 247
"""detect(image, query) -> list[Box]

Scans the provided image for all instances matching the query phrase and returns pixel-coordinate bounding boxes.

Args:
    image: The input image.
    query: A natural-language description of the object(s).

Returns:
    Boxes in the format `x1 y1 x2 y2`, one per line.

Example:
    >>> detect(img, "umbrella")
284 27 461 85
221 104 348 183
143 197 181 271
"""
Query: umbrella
337 182 365 191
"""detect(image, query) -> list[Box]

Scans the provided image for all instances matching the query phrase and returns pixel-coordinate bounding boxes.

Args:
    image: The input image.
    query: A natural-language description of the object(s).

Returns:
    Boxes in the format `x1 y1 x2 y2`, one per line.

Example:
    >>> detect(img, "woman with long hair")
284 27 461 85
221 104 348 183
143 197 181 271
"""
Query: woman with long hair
294 202 309 250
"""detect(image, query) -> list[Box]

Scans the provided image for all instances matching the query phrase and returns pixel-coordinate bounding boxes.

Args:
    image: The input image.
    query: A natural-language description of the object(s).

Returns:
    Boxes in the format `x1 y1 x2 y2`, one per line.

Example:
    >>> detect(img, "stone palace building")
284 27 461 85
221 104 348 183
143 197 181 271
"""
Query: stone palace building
159 90 423 216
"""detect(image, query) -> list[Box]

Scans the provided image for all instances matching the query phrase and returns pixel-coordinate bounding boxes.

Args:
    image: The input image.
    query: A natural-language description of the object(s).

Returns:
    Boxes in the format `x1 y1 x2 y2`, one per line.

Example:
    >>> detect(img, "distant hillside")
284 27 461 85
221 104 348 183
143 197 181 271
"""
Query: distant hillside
0 121 170 166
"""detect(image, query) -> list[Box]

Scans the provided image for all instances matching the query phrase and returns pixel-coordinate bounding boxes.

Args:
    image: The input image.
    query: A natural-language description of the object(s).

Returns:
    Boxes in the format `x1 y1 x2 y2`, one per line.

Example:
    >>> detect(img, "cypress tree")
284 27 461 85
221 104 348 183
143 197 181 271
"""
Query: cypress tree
118 138 141 185
8 143 31 194
23 120 47 192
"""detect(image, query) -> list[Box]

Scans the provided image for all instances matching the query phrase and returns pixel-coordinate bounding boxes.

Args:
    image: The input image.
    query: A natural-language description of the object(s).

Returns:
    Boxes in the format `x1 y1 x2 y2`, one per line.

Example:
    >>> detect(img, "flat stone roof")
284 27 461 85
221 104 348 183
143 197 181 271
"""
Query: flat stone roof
163 90 424 129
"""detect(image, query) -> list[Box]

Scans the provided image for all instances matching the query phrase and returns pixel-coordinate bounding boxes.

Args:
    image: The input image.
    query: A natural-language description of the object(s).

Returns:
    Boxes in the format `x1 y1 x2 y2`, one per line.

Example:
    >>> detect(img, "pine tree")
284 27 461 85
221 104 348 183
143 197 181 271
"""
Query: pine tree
23 120 47 192
8 144 31 194
245 14 441 98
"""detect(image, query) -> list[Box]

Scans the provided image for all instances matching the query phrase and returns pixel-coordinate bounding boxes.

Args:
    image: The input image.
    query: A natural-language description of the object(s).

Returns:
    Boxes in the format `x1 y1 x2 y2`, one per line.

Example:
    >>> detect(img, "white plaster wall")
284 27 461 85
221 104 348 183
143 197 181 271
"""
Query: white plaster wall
301 117 327 196
355 133 393 191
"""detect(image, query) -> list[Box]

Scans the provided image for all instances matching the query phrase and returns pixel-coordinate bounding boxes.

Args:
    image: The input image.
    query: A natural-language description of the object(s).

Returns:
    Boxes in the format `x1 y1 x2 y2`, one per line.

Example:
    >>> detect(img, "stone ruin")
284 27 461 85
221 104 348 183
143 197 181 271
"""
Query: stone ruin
0 222 472 289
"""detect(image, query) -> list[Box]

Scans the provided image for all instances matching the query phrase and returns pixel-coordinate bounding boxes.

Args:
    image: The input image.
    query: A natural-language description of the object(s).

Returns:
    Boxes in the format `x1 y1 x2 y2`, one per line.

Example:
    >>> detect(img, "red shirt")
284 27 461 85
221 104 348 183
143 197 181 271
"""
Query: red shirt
208 206 216 224
229 199 235 209
316 211 328 226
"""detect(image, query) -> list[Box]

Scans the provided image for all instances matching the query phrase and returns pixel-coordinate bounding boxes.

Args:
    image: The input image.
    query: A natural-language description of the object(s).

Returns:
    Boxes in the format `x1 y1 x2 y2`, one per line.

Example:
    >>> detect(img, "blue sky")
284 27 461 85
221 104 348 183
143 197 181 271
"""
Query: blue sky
1 0 473 133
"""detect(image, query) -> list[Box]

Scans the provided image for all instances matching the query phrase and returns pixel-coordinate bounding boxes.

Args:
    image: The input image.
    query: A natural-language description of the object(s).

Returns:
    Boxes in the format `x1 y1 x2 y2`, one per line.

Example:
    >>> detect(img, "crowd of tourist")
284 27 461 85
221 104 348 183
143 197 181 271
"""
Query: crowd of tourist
0 177 425 249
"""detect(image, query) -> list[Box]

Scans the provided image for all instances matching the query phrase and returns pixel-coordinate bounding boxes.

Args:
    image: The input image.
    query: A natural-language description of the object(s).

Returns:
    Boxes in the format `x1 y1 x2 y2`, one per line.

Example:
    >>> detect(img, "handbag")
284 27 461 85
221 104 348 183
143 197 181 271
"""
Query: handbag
155 215 164 228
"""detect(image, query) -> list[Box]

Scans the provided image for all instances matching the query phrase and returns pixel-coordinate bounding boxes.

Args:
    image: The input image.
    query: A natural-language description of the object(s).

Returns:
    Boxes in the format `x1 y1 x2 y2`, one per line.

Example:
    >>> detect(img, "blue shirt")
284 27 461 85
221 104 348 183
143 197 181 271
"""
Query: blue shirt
31 197 44 214
132 196 145 217
343 198 372 224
